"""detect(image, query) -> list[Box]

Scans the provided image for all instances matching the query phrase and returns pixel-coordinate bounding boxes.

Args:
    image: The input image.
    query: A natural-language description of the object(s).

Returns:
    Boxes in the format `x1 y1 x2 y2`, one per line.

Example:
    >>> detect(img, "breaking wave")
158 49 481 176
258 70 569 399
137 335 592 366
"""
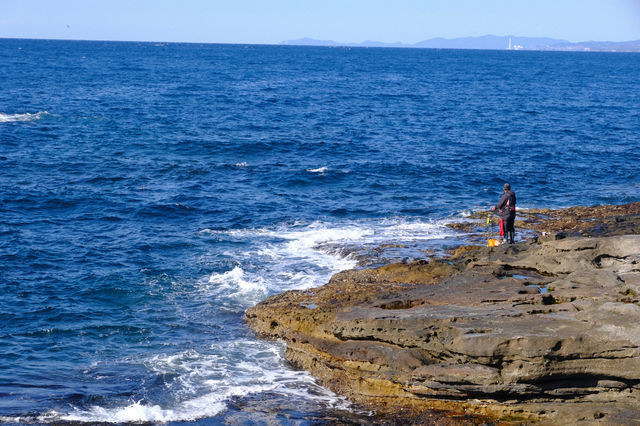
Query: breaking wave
201 216 460 299
0 111 49 123
20 341 352 423
306 166 329 173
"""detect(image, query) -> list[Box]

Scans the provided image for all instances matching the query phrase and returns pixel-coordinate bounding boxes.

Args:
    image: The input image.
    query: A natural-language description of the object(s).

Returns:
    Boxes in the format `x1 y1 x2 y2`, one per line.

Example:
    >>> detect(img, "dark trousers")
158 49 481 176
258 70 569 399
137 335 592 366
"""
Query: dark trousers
504 215 515 233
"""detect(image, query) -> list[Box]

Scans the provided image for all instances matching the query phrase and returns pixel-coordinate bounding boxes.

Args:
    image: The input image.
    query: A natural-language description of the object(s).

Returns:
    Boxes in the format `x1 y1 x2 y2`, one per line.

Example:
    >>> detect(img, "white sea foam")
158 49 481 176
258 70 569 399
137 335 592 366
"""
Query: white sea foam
204 217 458 257
306 166 329 173
44 341 351 423
201 216 458 298
201 222 373 296
58 401 192 423
372 218 458 241
205 266 267 305
37 217 458 424
0 111 49 123
0 218 462 424
235 161 248 167
208 266 264 293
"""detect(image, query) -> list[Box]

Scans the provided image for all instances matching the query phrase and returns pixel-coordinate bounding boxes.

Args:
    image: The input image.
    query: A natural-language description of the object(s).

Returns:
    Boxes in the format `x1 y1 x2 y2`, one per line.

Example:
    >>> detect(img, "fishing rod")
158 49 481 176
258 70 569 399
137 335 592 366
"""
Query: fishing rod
486 203 504 247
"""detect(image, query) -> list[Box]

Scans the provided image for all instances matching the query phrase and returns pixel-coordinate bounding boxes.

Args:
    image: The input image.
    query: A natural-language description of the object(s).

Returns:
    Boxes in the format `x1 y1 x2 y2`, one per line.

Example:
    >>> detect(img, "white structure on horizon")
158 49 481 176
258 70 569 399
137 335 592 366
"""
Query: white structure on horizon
507 37 524 50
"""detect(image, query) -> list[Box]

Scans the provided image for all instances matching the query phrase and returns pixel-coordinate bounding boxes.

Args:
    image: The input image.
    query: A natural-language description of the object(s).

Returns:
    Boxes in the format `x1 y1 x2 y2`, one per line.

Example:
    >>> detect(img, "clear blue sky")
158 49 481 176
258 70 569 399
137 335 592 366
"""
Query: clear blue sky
1 0 639 44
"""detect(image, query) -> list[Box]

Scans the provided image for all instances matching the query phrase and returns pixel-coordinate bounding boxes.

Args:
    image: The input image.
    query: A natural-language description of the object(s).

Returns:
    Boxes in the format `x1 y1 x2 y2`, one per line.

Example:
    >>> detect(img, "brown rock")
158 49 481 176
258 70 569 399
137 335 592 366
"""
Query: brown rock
245 205 640 424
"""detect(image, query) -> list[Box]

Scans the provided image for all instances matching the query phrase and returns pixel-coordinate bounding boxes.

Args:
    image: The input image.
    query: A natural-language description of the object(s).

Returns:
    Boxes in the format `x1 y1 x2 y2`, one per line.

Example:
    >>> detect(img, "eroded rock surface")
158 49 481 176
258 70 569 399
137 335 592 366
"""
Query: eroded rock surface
449 201 640 237
246 209 640 424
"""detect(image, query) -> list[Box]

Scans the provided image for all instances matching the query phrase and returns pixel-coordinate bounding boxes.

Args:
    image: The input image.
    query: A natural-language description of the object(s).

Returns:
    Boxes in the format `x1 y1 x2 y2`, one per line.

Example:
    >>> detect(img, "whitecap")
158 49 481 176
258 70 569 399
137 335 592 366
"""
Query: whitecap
234 162 248 167
306 166 329 173
46 342 353 423
200 217 460 299
204 217 459 251
362 217 459 242
0 111 49 123
59 401 186 423
207 266 266 297
196 225 362 315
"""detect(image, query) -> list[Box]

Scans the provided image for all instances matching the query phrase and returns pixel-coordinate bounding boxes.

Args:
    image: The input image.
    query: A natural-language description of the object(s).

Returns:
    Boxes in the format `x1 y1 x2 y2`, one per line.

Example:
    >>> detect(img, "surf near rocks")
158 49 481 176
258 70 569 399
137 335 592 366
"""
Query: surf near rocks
245 203 640 424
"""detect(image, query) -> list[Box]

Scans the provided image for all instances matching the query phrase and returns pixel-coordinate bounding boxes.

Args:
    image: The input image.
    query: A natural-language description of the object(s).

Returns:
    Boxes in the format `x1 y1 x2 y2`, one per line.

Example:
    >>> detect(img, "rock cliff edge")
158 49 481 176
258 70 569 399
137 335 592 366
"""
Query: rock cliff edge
246 204 640 424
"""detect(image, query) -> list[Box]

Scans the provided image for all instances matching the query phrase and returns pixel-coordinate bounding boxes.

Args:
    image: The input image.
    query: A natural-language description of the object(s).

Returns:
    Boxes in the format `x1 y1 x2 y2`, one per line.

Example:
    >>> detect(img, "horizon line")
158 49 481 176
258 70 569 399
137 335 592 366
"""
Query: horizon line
2 35 639 52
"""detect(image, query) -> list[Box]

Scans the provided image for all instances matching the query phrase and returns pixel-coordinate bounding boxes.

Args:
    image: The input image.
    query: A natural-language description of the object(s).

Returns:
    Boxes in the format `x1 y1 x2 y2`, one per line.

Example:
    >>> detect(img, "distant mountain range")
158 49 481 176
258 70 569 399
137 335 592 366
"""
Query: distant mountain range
281 35 640 52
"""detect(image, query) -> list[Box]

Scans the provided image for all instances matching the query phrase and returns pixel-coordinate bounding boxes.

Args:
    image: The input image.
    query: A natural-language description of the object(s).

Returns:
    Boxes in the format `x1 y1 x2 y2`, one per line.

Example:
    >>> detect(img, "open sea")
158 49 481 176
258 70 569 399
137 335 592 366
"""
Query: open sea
1 39 639 424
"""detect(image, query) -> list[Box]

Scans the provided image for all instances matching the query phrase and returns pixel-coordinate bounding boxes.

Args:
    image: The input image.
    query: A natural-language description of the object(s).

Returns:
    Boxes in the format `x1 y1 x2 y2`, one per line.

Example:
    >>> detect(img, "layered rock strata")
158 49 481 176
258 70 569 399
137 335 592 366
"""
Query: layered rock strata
246 208 640 424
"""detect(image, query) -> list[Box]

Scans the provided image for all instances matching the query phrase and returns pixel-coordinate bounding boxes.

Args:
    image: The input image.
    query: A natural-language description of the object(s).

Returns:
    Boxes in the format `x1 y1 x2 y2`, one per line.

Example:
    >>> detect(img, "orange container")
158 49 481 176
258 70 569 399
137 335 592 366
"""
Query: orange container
488 238 501 247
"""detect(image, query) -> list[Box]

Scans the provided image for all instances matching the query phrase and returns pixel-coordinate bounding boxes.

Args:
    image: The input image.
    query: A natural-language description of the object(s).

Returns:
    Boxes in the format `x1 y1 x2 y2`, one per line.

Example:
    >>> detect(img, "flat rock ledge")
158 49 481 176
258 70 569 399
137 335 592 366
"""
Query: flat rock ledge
246 207 640 424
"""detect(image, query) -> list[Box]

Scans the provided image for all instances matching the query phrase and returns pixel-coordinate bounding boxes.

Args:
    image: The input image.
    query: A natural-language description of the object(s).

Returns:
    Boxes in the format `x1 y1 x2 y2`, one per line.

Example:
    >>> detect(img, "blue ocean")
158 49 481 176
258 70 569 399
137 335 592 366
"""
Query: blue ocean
1 39 639 424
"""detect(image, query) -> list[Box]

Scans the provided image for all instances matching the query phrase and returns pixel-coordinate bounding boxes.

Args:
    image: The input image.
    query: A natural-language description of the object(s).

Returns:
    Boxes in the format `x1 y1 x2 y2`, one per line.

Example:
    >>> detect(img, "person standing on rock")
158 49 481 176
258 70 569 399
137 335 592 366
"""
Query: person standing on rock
494 183 516 243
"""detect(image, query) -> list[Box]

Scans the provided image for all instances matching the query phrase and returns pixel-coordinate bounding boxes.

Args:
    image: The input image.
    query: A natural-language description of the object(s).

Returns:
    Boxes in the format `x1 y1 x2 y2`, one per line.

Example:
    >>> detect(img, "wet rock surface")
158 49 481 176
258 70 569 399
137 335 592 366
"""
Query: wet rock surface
449 202 640 237
246 204 640 424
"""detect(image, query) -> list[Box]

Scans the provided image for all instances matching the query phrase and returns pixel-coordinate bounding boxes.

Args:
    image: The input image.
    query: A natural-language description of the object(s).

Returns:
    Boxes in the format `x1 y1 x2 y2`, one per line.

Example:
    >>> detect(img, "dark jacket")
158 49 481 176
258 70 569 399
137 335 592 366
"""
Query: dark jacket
495 190 516 219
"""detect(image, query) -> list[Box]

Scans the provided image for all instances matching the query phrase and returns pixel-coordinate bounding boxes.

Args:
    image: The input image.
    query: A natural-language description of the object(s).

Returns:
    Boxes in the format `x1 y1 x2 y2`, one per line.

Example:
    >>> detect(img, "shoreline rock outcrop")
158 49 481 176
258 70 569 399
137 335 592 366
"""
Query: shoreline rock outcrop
246 204 640 424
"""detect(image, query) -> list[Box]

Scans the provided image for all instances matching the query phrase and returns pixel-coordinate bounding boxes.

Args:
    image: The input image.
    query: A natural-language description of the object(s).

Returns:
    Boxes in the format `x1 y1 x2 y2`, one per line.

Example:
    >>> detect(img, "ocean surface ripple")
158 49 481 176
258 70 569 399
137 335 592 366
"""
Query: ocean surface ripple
1 39 639 423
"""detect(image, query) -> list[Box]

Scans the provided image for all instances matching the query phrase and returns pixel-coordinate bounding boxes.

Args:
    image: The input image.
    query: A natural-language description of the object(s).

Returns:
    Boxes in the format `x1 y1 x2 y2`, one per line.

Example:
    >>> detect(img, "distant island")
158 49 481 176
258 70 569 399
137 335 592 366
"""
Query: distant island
281 35 640 52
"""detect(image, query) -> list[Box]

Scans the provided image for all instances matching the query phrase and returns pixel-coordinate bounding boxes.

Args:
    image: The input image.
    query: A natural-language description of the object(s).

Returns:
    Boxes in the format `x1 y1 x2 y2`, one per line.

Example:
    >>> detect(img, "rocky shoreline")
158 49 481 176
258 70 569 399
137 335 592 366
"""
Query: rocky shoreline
245 203 640 424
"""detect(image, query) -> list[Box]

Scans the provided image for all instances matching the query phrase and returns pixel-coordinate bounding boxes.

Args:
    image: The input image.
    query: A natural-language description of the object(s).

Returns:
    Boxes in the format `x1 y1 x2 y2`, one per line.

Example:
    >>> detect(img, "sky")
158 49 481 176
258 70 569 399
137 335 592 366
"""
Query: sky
1 0 640 44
